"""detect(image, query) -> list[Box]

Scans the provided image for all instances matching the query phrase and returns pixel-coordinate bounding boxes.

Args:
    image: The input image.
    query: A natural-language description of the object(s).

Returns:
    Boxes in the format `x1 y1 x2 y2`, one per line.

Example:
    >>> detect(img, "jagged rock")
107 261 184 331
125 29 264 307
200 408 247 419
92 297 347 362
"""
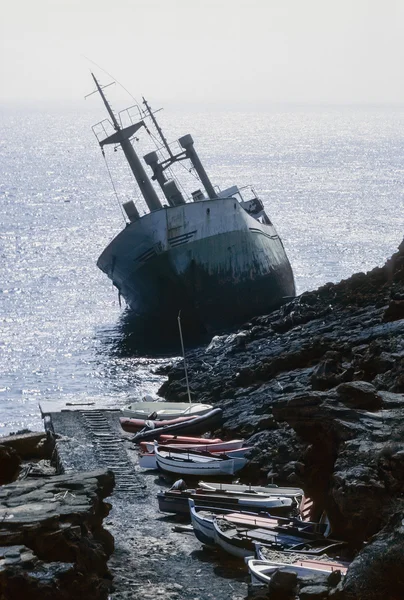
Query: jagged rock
299 585 329 599
0 446 21 485
17 459 56 479
383 299 404 322
268 568 298 598
0 470 115 600
273 389 404 541
311 352 353 391
341 511 404 600
335 381 382 410
0 432 53 460
247 586 270 600
0 544 112 600
158 240 404 596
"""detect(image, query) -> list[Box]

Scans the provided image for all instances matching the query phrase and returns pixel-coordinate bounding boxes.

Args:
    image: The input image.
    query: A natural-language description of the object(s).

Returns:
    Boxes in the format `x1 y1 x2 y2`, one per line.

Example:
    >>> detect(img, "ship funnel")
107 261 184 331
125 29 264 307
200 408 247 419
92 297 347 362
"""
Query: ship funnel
123 200 140 222
163 181 186 207
179 134 216 200
144 151 185 206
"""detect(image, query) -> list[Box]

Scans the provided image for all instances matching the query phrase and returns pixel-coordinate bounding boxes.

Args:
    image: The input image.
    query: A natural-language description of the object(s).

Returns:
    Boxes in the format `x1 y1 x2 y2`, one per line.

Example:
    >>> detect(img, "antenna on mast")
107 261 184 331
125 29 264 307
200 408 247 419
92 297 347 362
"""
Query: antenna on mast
142 97 173 158
89 73 163 214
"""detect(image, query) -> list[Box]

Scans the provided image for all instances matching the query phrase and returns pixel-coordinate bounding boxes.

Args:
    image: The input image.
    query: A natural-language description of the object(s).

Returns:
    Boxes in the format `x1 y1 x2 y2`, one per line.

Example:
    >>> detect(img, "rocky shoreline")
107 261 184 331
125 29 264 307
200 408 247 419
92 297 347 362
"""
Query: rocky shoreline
0 432 115 600
0 240 403 599
158 239 404 599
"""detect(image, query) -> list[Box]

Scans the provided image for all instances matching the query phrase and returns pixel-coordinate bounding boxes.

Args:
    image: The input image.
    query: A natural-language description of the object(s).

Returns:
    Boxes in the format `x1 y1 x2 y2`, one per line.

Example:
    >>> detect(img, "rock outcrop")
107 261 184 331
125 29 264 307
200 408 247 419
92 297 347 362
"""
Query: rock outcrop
0 446 21 486
0 432 53 460
0 463 115 600
158 240 404 599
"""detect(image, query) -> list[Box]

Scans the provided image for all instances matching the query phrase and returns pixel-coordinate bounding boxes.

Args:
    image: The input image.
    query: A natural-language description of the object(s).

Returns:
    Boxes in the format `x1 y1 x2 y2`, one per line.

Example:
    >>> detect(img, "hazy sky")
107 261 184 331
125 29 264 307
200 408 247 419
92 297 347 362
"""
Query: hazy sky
1 0 404 107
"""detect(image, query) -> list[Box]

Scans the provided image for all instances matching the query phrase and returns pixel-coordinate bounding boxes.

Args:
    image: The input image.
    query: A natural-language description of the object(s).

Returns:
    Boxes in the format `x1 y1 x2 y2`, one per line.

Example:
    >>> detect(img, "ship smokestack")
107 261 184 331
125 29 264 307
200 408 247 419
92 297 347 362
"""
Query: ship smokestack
179 134 216 200
163 181 186 207
144 151 185 206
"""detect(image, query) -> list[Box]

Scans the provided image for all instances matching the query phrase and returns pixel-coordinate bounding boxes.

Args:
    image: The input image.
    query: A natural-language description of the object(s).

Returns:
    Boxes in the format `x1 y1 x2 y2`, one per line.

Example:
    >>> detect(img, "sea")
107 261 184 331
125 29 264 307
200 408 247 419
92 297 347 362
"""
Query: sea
1 104 403 435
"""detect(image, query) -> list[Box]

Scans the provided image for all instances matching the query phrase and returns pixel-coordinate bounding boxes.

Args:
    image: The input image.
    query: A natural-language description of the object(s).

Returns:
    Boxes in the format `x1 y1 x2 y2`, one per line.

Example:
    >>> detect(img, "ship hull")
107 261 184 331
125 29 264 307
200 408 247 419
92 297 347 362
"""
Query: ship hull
97 198 295 334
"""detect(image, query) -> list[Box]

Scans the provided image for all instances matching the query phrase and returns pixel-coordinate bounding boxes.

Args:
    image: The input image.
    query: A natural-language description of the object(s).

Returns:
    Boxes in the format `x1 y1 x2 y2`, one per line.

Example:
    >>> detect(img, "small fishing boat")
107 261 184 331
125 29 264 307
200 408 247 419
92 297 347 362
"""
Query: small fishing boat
141 439 244 453
155 446 248 476
139 444 251 470
254 542 350 567
131 408 223 442
198 481 304 498
247 559 348 586
121 414 197 433
122 400 212 420
189 499 280 547
213 519 346 559
157 488 294 515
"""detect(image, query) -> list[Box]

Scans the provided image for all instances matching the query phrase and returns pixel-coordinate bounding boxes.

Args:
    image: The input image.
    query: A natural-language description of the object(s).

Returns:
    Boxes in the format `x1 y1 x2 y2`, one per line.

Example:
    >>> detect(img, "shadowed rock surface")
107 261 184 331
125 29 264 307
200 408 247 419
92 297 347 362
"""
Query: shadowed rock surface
0 467 115 600
158 240 404 599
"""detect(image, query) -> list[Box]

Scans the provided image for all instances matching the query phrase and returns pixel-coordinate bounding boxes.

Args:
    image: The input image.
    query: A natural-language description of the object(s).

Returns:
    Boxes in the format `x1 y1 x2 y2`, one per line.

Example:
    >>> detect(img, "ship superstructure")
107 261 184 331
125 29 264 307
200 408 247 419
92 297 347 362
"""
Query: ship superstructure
90 74 295 334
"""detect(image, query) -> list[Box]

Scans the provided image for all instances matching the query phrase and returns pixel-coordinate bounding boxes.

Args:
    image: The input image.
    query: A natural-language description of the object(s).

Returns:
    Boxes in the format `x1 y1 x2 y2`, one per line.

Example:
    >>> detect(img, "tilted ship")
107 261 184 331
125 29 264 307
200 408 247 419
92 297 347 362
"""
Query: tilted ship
91 74 295 334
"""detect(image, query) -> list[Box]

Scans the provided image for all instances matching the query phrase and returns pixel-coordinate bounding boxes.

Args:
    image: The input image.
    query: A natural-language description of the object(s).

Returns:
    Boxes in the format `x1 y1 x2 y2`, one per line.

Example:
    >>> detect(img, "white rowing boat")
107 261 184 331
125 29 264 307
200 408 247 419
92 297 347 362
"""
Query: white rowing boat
142 439 245 453
123 398 212 420
139 444 251 470
198 481 303 498
189 499 281 547
247 559 347 586
155 446 248 476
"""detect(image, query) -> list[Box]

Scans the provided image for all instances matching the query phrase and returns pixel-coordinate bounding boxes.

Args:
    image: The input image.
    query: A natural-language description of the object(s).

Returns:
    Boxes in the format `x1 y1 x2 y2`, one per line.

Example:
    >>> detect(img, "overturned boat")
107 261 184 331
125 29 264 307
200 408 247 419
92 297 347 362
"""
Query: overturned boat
90 74 295 334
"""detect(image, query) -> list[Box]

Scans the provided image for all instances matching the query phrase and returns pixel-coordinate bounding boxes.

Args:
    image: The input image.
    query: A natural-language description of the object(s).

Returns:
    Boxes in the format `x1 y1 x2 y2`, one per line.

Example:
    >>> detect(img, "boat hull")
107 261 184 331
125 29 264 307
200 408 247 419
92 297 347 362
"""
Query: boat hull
247 559 347 586
122 402 213 420
131 408 223 442
143 440 244 453
155 450 247 476
213 520 254 559
189 501 216 546
97 198 295 333
156 490 293 515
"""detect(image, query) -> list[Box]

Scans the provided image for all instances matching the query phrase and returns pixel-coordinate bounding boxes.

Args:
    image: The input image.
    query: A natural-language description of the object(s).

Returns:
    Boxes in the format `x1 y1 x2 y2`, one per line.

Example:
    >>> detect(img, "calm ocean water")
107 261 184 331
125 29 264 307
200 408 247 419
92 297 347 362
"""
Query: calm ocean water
0 105 403 434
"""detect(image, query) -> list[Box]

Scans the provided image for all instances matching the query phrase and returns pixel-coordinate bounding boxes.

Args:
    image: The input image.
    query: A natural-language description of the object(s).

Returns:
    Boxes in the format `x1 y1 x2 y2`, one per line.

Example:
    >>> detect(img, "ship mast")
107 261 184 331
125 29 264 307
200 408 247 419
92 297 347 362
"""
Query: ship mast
142 97 173 158
92 73 162 213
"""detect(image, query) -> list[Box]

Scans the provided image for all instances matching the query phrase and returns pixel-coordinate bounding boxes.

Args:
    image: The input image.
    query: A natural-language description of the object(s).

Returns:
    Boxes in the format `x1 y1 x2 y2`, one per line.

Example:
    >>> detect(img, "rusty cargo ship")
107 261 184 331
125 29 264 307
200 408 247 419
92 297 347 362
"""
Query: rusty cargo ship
91 74 295 334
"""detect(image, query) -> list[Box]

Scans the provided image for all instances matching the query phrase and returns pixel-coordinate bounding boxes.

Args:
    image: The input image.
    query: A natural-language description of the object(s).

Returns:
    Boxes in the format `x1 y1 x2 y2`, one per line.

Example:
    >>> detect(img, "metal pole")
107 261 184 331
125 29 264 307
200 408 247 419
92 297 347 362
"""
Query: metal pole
143 97 173 158
178 311 192 405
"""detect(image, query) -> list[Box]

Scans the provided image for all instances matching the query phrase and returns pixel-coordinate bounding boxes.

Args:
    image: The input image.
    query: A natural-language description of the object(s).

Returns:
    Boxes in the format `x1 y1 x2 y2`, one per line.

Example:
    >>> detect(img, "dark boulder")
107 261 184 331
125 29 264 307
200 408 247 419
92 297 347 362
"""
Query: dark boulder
342 511 404 600
335 381 382 410
268 568 298 598
0 445 21 485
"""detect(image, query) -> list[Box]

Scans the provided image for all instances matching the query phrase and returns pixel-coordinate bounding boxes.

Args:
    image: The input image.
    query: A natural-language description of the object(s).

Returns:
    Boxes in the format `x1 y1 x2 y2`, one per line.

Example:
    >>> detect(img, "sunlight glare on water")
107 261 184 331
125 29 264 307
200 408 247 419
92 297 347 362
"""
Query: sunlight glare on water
0 105 403 433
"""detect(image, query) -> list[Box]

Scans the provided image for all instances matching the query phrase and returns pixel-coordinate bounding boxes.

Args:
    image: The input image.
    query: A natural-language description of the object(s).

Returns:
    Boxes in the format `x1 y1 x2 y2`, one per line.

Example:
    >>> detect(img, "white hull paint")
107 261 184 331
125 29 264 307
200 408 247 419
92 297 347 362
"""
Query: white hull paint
213 520 252 559
97 198 295 332
247 559 345 586
155 448 248 476
197 481 303 497
189 500 216 546
144 439 244 453
139 445 250 470
122 402 212 420
138 453 157 469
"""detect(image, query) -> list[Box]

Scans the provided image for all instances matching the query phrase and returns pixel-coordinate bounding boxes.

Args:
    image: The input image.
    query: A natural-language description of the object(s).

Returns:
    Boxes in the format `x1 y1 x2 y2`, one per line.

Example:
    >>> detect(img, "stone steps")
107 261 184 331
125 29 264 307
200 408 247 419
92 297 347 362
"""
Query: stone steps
79 411 145 496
